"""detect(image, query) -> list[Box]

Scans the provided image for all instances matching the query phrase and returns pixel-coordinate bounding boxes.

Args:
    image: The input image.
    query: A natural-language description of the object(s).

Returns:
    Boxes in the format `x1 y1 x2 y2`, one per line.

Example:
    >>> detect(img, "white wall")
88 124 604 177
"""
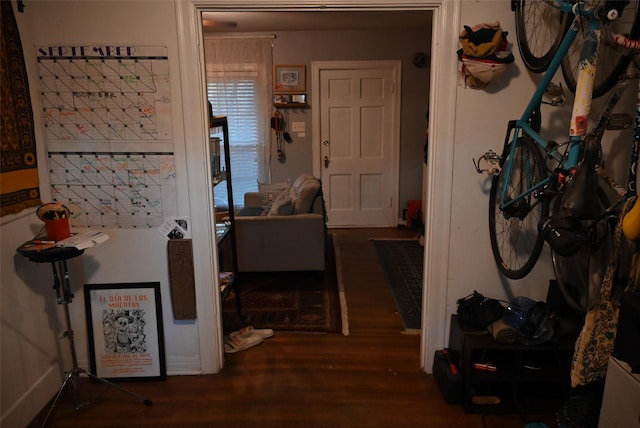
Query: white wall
3 1 636 426
1 2 206 426
446 0 637 334
448 1 554 319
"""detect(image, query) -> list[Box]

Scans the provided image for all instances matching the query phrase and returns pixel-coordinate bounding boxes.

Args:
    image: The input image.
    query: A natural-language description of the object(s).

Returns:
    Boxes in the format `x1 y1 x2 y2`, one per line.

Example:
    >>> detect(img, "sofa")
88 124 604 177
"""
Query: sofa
234 174 327 272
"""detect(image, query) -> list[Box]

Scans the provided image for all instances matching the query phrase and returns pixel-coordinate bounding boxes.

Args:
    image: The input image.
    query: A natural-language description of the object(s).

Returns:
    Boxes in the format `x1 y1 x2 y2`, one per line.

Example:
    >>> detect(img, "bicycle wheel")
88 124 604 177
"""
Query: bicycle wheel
551 184 613 313
515 0 571 73
561 1 640 98
489 137 550 279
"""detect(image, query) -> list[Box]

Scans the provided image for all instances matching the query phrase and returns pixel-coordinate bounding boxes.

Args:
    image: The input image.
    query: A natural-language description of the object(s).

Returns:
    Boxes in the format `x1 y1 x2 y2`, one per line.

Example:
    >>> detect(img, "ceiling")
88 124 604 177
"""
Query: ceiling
201 11 433 34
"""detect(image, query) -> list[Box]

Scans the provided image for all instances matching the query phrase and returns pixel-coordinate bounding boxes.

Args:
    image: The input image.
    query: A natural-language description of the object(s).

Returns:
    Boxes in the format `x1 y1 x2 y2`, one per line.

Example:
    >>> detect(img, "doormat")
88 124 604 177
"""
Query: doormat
371 238 423 331
222 234 349 335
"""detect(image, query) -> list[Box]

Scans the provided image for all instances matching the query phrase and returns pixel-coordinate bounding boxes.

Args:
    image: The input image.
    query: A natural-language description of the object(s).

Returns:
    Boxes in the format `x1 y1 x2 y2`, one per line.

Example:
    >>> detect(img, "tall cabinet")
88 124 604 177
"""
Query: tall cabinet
210 116 239 311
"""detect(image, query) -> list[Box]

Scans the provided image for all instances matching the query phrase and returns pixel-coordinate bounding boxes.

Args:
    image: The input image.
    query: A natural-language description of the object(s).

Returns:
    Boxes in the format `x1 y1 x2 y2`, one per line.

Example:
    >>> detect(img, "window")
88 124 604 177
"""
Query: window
207 73 262 209
204 37 272 210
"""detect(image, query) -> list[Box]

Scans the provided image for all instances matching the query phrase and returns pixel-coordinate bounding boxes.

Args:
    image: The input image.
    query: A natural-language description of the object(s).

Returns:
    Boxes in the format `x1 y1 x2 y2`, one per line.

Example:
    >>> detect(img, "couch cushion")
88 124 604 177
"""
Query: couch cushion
293 176 321 214
258 180 289 211
238 207 265 217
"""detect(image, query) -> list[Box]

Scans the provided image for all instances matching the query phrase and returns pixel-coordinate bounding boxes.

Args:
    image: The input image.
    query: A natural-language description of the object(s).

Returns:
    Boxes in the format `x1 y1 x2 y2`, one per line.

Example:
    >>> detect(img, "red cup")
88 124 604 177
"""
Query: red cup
45 218 71 241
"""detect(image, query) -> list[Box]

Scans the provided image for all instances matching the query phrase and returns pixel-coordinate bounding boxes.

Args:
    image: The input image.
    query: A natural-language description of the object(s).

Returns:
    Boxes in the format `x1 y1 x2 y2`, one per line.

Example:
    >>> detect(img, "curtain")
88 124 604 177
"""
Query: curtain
1 0 41 216
204 37 272 207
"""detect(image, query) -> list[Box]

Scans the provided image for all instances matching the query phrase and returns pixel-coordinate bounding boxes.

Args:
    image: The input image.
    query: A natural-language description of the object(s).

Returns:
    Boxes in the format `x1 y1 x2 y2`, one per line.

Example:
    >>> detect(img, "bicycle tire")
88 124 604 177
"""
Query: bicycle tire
561 1 640 98
515 0 571 73
551 183 613 313
489 137 550 279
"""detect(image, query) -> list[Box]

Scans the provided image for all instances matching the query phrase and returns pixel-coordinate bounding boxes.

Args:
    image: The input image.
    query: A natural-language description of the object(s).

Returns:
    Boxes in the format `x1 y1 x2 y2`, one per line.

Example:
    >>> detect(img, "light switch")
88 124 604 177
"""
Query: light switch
291 121 305 132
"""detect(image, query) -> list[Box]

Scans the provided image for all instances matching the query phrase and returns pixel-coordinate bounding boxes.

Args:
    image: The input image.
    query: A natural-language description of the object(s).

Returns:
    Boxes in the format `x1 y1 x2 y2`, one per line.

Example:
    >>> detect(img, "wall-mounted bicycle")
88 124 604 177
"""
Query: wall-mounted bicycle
474 0 639 312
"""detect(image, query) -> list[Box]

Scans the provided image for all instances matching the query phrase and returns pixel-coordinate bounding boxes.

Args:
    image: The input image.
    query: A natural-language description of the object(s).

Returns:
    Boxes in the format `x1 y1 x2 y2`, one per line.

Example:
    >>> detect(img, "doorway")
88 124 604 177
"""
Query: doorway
175 1 459 374
312 60 401 228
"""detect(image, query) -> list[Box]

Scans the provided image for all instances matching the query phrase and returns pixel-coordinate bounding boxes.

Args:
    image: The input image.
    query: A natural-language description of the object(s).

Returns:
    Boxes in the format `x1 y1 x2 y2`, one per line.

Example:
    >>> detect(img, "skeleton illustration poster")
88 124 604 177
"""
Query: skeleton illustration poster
85 282 166 381
103 308 148 354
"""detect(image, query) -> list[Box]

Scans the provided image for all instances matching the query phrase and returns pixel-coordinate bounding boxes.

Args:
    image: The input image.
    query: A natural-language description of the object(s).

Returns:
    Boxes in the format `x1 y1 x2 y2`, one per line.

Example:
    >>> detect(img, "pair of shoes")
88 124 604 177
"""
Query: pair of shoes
229 325 274 339
224 334 263 354
224 326 274 354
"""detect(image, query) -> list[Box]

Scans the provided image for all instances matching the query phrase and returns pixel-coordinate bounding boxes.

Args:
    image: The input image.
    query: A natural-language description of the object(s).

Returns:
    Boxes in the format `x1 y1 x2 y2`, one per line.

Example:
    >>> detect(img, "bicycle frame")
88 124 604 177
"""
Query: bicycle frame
592 65 639 200
483 0 638 286
499 1 602 212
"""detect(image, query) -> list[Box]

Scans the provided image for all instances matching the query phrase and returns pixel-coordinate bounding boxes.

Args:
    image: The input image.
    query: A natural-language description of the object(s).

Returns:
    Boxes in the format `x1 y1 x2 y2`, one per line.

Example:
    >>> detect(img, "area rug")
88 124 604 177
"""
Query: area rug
222 234 349 335
371 238 423 331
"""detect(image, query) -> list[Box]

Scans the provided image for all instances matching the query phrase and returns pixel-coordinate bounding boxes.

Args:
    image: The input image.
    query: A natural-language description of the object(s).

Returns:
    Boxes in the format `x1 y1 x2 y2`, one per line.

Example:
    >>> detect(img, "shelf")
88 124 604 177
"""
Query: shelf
209 116 241 315
212 171 227 186
448 314 574 415
210 116 229 129
464 381 565 414
219 271 233 294
273 103 309 108
215 222 231 244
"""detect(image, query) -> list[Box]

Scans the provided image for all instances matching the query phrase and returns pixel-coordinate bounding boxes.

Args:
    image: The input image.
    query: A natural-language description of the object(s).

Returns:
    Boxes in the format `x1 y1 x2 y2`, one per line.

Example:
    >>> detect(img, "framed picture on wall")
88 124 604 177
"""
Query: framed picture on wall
274 64 306 92
84 282 166 382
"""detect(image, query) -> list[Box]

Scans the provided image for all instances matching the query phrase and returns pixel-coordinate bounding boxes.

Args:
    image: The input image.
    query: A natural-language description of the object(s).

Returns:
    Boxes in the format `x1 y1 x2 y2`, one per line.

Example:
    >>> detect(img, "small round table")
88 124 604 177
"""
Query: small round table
17 243 152 427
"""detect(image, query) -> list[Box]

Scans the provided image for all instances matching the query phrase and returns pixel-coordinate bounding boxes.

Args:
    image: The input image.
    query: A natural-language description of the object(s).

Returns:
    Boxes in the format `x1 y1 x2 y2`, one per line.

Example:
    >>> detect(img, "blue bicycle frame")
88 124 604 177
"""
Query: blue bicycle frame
500 1 601 212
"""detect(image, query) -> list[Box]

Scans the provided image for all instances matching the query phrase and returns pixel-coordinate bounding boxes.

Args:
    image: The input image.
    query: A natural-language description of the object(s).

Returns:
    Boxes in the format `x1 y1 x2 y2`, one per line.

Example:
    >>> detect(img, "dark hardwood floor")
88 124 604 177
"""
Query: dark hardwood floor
30 228 555 428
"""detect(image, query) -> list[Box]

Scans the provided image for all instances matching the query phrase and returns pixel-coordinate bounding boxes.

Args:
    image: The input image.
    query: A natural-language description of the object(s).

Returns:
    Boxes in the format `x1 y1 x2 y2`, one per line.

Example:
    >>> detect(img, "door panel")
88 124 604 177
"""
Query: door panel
361 107 383 157
329 108 352 158
328 174 352 210
361 174 383 209
320 64 398 227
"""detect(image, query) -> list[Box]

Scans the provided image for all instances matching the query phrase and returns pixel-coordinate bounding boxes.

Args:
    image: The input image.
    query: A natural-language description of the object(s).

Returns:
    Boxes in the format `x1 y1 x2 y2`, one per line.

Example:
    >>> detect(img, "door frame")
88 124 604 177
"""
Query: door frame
175 0 460 374
311 60 401 228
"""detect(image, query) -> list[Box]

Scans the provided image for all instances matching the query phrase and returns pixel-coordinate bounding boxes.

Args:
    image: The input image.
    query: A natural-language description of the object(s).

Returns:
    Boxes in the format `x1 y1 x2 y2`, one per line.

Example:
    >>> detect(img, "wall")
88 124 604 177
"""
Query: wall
448 2 553 320
446 0 637 330
269 29 431 218
1 4 430 426
3 1 636 426
0 2 203 426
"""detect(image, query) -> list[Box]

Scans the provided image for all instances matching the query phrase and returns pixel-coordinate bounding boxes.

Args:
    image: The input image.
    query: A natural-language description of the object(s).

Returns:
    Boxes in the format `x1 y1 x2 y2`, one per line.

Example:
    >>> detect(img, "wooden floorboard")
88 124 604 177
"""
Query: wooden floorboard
30 228 555 428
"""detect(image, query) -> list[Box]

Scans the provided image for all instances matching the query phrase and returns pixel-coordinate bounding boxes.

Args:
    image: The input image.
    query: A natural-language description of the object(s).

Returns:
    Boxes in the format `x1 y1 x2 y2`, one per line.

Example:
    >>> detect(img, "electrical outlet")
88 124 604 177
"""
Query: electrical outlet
291 121 305 132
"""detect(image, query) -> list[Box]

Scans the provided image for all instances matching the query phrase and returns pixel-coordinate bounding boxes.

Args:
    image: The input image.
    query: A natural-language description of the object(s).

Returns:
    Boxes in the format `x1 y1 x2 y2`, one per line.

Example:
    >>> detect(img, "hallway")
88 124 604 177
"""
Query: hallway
31 228 554 428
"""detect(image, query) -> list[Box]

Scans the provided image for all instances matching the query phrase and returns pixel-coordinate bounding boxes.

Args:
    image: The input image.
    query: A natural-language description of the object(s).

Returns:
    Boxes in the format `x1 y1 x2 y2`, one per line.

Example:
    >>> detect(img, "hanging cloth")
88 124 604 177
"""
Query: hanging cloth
1 1 42 215
571 197 637 387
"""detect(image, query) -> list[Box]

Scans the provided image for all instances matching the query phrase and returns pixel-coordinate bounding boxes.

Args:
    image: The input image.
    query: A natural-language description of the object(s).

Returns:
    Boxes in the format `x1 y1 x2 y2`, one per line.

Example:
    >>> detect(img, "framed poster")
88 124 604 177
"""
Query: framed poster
274 64 306 92
84 282 166 382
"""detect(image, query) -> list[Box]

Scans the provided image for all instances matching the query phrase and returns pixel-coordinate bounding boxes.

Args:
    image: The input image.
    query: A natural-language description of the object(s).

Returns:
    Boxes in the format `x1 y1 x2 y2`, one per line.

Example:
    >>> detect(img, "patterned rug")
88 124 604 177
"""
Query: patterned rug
222 234 348 335
371 238 423 330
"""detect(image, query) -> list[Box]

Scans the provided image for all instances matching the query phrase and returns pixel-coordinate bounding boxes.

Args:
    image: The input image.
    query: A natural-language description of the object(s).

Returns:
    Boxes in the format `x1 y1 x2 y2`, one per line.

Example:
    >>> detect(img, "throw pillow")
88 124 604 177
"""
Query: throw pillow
292 173 315 191
293 177 321 214
268 190 295 216
258 180 289 211
290 174 315 203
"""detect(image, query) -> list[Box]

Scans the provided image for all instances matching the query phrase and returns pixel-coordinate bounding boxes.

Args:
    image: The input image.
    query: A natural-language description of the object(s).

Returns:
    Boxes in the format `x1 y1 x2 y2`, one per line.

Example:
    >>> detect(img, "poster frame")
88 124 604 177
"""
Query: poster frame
84 282 166 382
273 64 306 92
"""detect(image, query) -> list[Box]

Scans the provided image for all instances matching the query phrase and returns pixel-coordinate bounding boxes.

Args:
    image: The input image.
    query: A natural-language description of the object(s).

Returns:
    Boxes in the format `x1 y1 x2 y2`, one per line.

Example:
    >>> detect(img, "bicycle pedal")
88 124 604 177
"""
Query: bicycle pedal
473 150 502 176
542 82 566 106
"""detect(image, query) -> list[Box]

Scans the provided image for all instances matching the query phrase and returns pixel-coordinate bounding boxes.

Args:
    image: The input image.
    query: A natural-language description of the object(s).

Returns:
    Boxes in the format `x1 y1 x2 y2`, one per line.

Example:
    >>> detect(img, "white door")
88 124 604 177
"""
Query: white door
314 61 400 227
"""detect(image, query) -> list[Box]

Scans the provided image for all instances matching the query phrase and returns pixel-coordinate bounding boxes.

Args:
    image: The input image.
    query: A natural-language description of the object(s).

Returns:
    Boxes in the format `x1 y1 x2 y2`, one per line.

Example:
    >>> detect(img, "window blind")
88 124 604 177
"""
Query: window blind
207 73 260 209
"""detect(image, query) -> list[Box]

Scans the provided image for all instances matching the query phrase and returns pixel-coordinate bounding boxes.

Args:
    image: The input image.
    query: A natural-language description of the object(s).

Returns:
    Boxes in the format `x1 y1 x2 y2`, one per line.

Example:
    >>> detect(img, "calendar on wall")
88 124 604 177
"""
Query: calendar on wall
48 152 177 228
37 45 178 228
37 45 172 141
